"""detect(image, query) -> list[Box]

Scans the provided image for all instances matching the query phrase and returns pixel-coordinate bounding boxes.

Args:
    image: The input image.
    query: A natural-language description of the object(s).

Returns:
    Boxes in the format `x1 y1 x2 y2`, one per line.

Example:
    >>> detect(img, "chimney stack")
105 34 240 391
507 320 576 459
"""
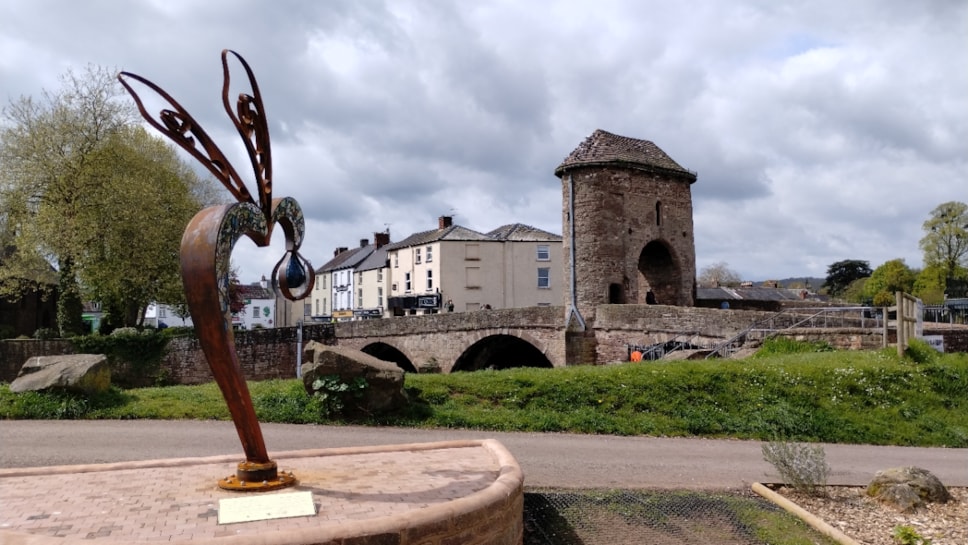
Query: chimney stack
438 216 453 229
260 275 267 289
334 246 349 257
360 238 369 248
374 232 390 248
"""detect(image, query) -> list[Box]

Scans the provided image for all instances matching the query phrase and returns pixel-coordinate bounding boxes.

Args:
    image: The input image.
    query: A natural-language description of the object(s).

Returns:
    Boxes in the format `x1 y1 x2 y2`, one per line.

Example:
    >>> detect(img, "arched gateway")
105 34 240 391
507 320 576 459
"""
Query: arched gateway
556 129 697 327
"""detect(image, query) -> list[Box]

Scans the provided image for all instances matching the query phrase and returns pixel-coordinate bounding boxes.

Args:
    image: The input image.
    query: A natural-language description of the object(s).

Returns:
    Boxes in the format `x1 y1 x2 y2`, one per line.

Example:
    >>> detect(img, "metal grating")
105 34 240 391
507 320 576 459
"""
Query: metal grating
524 489 786 545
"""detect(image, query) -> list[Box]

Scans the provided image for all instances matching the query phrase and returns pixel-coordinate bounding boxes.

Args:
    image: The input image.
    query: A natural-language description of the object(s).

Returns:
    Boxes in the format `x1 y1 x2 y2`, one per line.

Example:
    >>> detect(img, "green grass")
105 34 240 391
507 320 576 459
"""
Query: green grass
2 340 967 447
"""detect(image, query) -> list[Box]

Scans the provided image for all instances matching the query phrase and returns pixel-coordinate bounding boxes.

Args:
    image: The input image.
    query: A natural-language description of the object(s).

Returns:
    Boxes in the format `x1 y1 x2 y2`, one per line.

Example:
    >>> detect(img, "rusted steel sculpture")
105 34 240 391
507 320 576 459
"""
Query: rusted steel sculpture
119 50 314 491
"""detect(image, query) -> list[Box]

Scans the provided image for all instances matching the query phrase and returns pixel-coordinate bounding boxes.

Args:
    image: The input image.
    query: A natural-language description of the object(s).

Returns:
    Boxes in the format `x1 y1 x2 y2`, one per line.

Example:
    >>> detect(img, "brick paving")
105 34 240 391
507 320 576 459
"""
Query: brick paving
0 440 519 544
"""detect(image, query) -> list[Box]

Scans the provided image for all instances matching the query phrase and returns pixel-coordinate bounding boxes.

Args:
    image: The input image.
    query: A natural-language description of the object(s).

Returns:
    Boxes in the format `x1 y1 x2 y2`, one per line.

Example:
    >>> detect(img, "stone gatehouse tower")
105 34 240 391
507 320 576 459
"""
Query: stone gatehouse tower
555 129 697 328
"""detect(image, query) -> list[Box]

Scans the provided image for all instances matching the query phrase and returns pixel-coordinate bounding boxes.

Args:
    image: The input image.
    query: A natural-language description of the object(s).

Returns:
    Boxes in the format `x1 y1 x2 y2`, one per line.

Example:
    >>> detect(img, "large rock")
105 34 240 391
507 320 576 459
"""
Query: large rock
301 342 407 417
10 354 111 395
866 466 952 512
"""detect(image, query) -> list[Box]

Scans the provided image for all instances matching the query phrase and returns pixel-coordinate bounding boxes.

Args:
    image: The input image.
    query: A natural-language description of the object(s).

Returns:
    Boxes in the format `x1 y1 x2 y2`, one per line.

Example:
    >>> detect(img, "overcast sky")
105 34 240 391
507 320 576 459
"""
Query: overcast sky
2 0 966 285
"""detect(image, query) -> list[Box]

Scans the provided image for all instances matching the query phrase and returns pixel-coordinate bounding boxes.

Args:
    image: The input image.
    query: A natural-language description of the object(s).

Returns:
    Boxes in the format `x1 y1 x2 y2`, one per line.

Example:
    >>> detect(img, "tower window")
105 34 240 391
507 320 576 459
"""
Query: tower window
656 201 662 226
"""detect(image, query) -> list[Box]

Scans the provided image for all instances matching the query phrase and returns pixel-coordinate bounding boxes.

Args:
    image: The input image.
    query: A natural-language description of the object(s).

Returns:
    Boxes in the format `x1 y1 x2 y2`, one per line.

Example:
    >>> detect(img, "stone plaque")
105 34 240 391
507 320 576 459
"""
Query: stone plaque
218 491 316 525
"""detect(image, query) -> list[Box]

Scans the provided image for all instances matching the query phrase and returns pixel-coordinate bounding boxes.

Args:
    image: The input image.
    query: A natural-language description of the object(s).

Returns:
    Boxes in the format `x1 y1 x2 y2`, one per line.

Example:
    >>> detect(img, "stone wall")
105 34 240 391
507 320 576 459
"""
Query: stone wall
0 324 335 386
0 339 75 382
592 304 773 363
562 166 696 323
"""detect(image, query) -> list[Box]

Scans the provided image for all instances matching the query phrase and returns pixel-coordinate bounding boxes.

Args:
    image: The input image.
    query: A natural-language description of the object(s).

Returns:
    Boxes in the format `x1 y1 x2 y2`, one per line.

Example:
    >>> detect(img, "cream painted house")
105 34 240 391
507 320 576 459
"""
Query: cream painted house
384 217 562 316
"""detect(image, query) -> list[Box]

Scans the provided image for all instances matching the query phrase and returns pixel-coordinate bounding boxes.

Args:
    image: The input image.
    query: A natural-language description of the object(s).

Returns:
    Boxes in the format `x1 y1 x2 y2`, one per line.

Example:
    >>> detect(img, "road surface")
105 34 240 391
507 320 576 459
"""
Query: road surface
1 420 965 488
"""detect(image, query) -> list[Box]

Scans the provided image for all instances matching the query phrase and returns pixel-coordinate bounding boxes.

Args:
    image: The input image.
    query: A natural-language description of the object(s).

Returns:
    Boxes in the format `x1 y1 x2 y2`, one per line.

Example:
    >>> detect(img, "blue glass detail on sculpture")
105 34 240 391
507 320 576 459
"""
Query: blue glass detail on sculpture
286 253 307 287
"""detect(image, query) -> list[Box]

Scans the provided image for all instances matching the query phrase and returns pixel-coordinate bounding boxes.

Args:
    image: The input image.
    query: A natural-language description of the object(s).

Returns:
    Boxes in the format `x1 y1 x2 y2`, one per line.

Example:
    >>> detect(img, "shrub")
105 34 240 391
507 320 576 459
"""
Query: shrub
892 525 932 545
309 374 368 417
753 337 833 357
761 439 830 496
904 338 939 364
32 327 58 340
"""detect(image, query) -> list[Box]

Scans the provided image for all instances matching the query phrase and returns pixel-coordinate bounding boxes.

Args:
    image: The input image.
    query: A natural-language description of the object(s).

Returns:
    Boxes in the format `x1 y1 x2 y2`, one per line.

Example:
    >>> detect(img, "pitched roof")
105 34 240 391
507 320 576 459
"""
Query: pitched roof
357 246 389 272
554 129 696 181
237 284 274 300
384 224 493 250
486 223 561 242
315 245 371 274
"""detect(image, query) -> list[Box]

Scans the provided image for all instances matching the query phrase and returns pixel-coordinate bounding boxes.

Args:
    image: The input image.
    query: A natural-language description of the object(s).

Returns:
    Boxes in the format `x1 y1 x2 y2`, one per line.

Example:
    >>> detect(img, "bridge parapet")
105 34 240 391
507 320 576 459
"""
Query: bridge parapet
335 305 564 338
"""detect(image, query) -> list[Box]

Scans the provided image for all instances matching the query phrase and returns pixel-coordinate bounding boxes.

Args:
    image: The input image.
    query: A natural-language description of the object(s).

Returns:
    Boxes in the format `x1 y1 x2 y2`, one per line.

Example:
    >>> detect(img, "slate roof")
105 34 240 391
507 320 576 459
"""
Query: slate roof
315 245 372 274
357 246 389 272
486 223 561 242
697 286 826 302
383 224 493 250
237 284 274 300
554 129 696 181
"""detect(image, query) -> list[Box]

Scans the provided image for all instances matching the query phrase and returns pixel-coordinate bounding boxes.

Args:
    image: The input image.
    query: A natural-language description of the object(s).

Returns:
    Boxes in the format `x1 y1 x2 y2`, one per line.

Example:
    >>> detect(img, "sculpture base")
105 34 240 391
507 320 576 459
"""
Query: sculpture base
219 460 297 491
0 439 524 545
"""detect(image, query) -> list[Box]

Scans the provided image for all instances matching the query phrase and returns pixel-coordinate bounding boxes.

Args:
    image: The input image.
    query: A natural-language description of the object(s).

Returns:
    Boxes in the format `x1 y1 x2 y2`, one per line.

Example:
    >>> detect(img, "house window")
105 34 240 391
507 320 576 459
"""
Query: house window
158 307 167 318
537 268 550 289
357 271 363 283
405 272 411 292
415 248 422 264
377 269 383 282
303 303 311 317
377 287 383 300
426 269 433 290
323 298 327 313
357 288 363 307
536 244 550 261
394 253 399 268
466 267 481 288
252 306 260 318
465 243 480 260
426 246 433 262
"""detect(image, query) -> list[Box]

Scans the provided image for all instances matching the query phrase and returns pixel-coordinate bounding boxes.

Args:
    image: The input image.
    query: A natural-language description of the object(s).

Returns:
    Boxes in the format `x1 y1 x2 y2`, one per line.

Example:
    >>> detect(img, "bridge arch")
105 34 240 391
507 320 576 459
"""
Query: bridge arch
452 333 554 372
361 342 417 373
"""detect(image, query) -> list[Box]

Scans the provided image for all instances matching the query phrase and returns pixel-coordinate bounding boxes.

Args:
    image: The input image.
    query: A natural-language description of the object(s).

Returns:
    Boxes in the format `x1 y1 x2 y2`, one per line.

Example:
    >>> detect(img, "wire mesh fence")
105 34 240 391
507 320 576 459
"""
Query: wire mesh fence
523 488 808 545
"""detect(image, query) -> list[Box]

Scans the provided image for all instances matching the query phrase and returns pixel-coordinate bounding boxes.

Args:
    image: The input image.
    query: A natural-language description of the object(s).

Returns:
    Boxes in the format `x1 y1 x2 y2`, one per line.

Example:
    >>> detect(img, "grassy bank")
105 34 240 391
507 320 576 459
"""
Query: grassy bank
2 339 966 447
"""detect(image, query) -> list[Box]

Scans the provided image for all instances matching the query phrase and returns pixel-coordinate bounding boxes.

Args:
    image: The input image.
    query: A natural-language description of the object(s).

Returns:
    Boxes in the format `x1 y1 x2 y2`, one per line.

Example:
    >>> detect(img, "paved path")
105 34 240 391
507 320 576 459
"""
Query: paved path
1 420 965 488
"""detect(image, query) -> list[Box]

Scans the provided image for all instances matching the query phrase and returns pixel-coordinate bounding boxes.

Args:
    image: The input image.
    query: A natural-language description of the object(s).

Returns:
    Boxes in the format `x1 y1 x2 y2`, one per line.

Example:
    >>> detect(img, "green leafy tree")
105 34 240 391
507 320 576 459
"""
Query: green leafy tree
0 65 214 331
842 277 869 304
822 259 872 297
919 201 968 281
914 264 948 305
864 259 916 307
698 261 742 287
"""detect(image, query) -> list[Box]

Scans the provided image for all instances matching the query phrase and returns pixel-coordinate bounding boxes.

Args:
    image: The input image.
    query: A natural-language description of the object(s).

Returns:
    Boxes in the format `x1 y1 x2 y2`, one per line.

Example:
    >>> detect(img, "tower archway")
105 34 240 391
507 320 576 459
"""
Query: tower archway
638 240 681 306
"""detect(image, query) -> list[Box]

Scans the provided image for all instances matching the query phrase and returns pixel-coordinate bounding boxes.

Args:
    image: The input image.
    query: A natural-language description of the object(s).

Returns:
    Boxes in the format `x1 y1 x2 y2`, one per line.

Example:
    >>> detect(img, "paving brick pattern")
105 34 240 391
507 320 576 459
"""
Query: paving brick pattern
0 440 523 544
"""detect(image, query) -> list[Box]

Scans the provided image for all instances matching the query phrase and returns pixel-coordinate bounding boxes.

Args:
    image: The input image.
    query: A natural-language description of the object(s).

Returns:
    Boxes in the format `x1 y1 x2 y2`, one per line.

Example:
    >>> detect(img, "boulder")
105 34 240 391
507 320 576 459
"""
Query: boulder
866 466 952 512
301 342 407 417
10 354 111 395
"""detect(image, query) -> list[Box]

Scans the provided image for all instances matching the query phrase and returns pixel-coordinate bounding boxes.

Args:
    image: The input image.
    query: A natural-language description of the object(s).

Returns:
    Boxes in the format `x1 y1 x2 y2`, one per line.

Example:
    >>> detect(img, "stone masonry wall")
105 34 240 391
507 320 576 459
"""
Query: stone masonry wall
562 167 696 324
0 339 75 382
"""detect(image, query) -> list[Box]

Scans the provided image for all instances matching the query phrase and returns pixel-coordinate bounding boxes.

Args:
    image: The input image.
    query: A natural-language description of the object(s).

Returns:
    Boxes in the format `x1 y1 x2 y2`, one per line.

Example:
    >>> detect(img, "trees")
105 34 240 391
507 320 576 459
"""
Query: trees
864 259 916 307
698 261 742 287
919 201 968 282
0 65 213 333
822 259 872 297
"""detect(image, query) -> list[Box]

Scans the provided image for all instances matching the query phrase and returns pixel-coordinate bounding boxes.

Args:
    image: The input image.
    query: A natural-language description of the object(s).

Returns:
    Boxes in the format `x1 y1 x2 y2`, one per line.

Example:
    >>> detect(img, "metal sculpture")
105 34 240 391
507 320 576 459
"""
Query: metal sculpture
119 50 314 491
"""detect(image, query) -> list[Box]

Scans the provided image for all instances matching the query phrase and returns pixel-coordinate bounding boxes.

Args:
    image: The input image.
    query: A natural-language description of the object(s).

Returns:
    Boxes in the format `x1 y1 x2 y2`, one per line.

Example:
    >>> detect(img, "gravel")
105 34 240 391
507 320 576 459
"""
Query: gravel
777 486 966 545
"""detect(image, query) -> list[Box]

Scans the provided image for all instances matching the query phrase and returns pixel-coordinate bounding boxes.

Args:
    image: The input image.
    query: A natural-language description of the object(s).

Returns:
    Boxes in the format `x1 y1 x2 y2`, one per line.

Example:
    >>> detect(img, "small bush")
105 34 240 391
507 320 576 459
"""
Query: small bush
753 337 833 357
309 374 368 417
761 439 830 496
32 328 58 340
904 338 939 364
892 524 932 545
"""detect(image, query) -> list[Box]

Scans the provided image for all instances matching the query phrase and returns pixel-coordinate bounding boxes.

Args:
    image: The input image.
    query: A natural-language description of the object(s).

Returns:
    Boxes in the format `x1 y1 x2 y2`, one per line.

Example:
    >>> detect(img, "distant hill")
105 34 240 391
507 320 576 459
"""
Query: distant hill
750 277 826 290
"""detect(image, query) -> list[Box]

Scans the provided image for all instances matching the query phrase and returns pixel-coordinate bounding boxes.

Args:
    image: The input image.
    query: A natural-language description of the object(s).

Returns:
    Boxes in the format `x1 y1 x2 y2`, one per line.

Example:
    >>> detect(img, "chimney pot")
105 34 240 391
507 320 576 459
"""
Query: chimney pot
360 238 369 248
